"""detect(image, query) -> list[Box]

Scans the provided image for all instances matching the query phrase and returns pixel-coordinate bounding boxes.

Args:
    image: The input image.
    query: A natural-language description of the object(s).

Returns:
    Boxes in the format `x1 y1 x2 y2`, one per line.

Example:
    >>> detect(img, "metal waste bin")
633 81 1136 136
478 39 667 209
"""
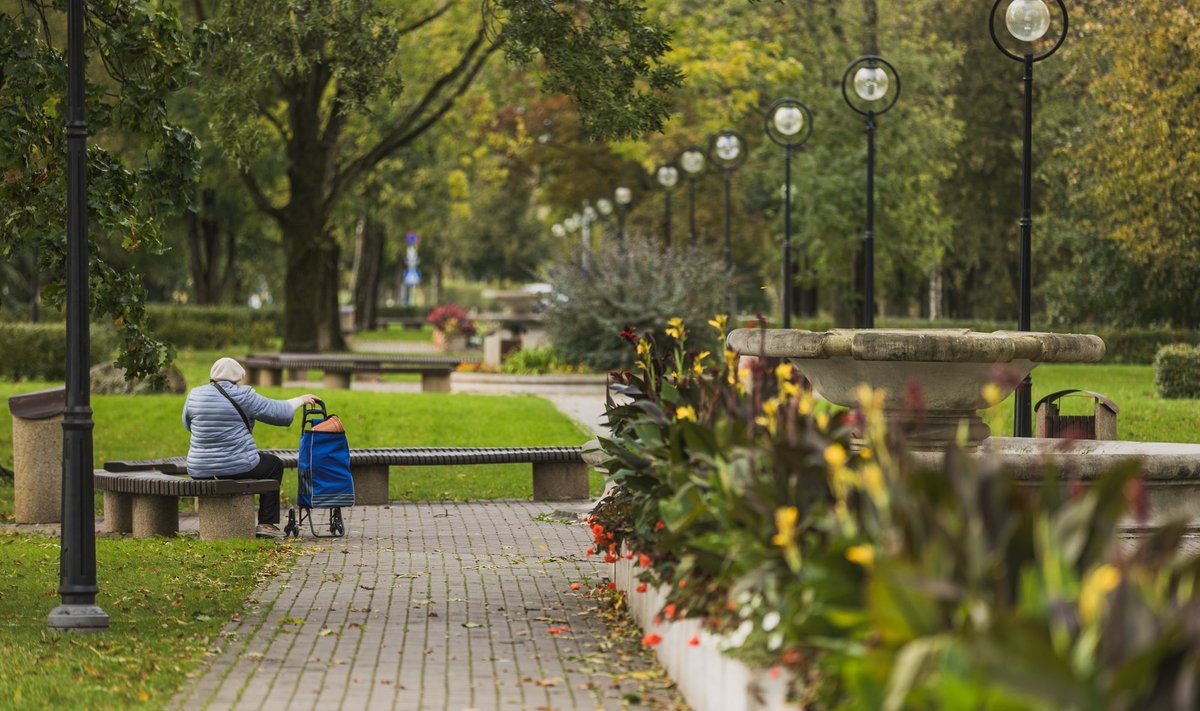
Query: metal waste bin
8 387 66 523
1035 389 1118 440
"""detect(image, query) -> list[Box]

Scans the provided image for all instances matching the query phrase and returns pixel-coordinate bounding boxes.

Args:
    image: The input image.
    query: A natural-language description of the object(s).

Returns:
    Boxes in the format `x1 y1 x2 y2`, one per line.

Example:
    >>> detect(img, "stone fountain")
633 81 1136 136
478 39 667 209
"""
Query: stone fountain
727 327 1200 540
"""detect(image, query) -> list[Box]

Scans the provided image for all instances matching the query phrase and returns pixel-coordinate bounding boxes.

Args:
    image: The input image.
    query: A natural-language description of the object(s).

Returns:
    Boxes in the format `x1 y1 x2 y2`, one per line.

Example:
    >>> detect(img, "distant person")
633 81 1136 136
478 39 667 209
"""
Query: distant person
182 357 318 538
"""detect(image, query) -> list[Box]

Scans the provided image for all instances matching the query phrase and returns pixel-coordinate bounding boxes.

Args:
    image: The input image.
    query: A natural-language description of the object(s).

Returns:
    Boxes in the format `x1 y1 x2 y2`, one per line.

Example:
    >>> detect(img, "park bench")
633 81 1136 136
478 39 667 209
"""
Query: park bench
104 445 590 506
241 353 474 392
95 469 278 540
376 316 427 331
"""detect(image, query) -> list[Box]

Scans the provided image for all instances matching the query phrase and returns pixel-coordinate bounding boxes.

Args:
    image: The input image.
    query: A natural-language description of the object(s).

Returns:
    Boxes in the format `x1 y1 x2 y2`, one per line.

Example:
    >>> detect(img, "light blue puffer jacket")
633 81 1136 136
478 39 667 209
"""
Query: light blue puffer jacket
182 382 295 478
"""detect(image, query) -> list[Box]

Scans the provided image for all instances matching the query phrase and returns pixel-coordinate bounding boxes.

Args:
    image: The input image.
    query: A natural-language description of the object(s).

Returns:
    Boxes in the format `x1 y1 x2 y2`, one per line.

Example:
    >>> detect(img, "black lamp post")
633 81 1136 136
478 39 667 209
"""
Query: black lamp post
49 0 108 631
765 99 813 329
990 0 1068 438
708 130 747 314
655 164 680 247
678 146 706 244
842 55 900 330
614 186 632 245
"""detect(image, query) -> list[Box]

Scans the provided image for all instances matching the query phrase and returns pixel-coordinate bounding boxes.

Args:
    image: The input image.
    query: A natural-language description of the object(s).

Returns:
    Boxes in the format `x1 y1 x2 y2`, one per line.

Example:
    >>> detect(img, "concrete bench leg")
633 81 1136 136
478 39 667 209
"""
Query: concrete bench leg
197 496 256 540
131 495 179 537
422 372 451 393
351 465 389 505
323 372 352 389
286 368 307 383
103 492 133 533
532 462 589 501
257 368 283 387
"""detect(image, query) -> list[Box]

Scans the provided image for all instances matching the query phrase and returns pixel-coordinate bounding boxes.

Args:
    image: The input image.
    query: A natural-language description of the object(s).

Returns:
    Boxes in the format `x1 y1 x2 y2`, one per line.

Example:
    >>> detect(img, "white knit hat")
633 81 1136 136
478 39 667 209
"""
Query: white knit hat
210 357 246 383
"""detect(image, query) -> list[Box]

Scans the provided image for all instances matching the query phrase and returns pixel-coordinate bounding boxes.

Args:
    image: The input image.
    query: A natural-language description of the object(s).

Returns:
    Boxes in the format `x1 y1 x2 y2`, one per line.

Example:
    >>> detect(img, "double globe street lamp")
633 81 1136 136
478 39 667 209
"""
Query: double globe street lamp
655 164 680 246
842 55 900 329
678 146 707 244
990 0 1068 438
765 99 813 329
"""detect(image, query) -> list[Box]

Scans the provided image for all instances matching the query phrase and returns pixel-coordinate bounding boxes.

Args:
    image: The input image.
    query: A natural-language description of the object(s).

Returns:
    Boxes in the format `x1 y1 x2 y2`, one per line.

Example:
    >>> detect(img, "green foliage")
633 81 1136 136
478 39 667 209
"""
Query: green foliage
0 2 198 380
0 533 289 708
1097 328 1200 365
145 304 280 350
546 236 728 370
597 329 1200 708
500 345 586 374
1154 345 1200 400
0 323 118 381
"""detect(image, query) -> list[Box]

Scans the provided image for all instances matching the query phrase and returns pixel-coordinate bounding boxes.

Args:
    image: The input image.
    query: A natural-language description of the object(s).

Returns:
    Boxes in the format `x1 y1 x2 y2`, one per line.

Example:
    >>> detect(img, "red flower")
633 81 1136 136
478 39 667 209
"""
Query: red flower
663 603 677 619
678 579 688 589
636 583 648 593
769 666 782 679
638 553 652 568
656 520 665 530
603 554 618 564
642 633 662 646
619 325 639 344
654 615 663 625
607 582 616 590
547 627 563 634
688 635 700 646
570 582 581 591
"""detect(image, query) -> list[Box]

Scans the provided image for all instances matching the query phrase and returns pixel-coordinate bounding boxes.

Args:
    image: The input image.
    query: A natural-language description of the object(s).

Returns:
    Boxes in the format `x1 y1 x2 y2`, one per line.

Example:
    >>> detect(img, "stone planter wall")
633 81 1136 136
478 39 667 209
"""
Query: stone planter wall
612 557 799 711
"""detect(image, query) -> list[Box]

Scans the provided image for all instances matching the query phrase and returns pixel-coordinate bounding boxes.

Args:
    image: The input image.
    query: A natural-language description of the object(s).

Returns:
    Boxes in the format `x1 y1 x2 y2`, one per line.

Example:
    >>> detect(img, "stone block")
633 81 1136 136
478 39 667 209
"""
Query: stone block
131 495 179 537
421 372 451 393
351 465 389 505
532 461 589 501
197 495 256 539
12 414 63 524
256 368 283 387
104 492 132 533
323 372 352 389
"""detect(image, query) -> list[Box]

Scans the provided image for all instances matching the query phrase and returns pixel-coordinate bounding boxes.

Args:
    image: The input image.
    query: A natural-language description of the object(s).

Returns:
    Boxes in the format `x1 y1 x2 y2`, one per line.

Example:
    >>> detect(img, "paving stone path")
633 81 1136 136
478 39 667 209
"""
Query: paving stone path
171 502 681 710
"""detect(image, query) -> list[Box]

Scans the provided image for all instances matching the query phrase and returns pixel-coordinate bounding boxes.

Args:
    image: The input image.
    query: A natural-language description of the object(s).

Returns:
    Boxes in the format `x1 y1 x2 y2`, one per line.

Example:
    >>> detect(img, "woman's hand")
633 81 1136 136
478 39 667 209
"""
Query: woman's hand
299 394 320 405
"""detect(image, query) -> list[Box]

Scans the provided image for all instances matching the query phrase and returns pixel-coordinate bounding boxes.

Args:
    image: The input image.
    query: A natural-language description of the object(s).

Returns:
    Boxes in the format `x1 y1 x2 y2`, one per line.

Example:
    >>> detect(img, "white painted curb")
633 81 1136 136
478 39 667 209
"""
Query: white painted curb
612 558 801 711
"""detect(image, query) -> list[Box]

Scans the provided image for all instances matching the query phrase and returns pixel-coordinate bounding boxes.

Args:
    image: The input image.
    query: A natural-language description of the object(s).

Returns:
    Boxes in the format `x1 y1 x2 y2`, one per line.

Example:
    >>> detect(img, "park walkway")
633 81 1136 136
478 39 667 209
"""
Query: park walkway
171 501 680 710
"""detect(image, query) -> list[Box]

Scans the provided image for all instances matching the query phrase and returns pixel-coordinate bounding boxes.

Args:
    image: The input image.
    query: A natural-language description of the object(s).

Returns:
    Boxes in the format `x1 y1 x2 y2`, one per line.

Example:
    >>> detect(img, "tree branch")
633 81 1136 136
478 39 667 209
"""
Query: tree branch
398 1 456 36
259 103 289 141
329 25 494 205
240 169 285 223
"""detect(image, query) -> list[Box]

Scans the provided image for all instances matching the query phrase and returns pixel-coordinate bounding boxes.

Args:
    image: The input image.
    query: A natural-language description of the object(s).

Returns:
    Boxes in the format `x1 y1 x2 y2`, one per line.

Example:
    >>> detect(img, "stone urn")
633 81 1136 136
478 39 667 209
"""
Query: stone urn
727 328 1105 449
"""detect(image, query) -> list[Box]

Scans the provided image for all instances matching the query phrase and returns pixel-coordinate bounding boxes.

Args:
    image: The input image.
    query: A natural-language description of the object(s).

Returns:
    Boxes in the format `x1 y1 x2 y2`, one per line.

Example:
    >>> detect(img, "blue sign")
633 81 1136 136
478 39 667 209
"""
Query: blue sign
406 231 419 246
403 268 421 286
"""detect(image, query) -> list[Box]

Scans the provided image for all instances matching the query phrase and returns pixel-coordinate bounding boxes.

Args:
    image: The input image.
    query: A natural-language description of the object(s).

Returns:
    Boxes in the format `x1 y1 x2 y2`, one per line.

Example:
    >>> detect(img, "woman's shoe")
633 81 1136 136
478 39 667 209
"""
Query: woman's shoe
256 523 284 539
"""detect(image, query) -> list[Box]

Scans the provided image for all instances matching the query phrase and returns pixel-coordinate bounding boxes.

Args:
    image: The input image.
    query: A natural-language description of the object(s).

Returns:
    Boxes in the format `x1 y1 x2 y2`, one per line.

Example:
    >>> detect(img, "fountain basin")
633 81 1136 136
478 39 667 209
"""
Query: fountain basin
727 328 1106 447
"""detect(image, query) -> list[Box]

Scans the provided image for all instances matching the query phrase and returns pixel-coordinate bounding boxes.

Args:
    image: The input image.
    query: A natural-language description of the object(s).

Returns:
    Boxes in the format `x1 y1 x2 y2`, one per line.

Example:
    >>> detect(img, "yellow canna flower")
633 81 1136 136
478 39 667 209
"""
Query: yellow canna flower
825 444 848 469
860 447 873 460
636 339 651 356
863 464 886 500
771 506 798 547
1079 564 1122 625
797 393 814 416
816 412 830 431
780 381 801 399
845 545 874 567
697 351 711 363
708 314 729 334
665 317 686 341
774 362 793 382
982 383 1004 408
675 405 697 422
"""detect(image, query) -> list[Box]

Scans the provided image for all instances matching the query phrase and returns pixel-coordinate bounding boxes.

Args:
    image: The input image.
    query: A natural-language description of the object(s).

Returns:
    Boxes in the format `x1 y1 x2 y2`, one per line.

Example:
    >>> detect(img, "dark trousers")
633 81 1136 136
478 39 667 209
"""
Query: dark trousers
216 452 284 525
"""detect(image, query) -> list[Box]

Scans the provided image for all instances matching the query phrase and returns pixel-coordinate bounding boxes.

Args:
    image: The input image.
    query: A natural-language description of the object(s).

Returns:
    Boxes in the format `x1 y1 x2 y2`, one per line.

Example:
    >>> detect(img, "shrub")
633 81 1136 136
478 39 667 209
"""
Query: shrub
0 323 118 381
499 346 587 375
545 235 729 370
425 304 476 338
1154 344 1200 399
144 304 280 350
1098 327 1200 364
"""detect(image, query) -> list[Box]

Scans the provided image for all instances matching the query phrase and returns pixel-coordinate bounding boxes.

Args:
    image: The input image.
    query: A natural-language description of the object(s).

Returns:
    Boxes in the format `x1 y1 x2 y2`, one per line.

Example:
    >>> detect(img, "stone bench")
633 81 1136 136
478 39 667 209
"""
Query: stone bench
95 470 279 539
241 354 472 392
105 445 590 506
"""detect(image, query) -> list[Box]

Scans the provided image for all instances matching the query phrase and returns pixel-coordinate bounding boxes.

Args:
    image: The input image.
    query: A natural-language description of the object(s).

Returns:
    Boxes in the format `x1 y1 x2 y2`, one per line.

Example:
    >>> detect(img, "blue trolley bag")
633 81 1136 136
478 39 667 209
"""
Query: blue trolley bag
286 399 354 538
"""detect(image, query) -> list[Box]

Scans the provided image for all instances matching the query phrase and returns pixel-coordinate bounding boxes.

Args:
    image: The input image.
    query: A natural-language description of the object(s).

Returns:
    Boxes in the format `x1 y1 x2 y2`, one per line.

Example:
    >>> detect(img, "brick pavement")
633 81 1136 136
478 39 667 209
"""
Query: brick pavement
171 502 681 711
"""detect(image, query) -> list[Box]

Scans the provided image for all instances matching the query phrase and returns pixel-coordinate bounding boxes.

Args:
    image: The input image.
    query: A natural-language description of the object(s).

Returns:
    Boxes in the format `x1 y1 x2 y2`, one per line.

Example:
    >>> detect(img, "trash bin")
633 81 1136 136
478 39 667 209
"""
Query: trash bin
1034 389 1118 440
8 387 66 524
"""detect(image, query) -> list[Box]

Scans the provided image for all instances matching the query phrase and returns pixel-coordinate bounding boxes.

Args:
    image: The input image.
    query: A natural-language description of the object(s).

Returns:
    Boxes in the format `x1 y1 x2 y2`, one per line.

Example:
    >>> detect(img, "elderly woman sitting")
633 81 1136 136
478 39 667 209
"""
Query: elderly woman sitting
182 357 318 538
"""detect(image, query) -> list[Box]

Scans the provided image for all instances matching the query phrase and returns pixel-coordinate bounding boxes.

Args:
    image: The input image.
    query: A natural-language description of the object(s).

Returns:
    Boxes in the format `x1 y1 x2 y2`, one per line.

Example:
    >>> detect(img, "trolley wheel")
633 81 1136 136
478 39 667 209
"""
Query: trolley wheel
284 508 299 538
331 508 345 536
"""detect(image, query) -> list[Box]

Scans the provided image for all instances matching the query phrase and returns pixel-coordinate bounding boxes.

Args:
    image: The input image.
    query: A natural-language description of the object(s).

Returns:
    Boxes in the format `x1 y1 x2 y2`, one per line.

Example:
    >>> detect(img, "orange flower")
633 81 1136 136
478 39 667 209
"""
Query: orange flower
642 633 662 646
688 635 700 646
585 549 595 557
663 603 677 619
604 554 618 564
656 520 665 530
636 583 648 593
570 582 581 591
606 582 616 590
547 627 562 634
638 553 652 567
678 579 688 589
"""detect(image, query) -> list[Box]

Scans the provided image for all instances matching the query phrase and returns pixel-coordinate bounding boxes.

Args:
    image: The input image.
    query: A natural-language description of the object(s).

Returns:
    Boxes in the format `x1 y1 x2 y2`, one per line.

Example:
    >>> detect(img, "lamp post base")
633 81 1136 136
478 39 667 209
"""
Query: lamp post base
48 604 109 632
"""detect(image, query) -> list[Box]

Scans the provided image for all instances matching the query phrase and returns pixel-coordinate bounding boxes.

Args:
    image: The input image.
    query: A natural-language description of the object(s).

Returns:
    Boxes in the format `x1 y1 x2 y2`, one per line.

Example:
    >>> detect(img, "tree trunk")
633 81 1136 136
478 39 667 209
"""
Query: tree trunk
351 215 384 331
317 239 346 351
928 266 943 321
281 218 323 353
861 0 879 55
185 187 231 305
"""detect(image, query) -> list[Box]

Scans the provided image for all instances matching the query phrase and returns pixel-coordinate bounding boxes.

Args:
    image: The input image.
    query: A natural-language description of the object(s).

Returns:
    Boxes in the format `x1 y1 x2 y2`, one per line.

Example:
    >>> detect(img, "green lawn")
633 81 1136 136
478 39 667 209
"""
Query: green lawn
0 533 290 709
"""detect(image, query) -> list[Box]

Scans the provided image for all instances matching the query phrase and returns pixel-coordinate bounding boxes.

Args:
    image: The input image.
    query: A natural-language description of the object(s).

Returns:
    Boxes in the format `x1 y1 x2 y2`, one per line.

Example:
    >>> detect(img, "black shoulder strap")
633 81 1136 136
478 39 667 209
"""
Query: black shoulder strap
211 380 252 432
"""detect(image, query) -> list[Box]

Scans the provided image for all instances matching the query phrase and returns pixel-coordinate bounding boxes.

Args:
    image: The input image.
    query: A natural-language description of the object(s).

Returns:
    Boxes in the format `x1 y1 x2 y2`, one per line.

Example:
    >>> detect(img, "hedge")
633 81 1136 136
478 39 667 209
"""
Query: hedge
144 304 280 350
0 323 118 381
1154 344 1200 399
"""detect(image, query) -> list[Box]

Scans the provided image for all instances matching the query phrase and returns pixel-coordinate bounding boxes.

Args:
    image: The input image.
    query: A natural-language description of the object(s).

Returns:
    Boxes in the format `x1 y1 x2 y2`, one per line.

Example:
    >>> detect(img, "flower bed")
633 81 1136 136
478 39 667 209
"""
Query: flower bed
586 316 1200 709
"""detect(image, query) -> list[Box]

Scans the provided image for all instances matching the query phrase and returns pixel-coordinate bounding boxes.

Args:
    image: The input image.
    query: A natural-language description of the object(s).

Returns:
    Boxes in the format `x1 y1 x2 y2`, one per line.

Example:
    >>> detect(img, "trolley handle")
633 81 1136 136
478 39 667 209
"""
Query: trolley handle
302 397 327 429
